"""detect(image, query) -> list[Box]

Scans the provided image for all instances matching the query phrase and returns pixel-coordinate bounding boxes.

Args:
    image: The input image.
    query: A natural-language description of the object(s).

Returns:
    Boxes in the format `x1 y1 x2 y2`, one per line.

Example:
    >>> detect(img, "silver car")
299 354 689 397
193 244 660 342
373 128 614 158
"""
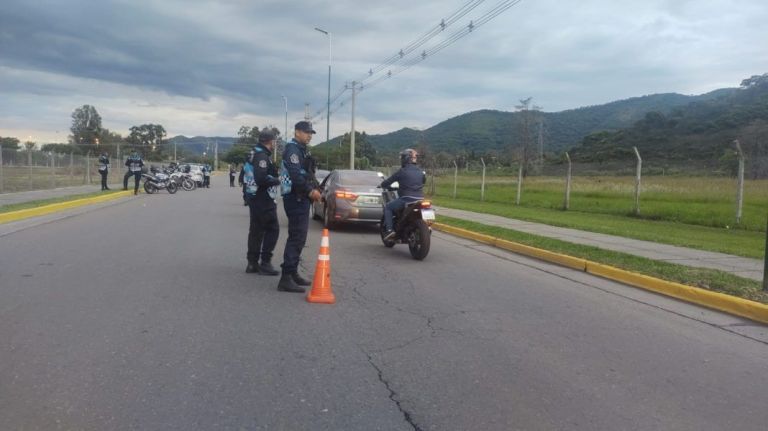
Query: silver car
312 170 385 229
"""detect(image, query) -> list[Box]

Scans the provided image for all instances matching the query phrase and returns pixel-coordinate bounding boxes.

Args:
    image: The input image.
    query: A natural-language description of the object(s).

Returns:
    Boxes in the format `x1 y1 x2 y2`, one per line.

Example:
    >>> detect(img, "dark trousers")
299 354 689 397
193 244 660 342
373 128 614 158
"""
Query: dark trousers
247 199 279 264
203 176 210 188
99 169 109 190
229 175 235 187
281 196 310 274
123 171 141 192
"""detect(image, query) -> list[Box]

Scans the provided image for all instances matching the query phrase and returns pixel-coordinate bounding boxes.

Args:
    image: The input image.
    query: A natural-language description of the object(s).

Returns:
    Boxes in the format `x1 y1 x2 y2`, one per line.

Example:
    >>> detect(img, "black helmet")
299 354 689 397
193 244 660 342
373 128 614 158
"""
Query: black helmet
399 148 417 167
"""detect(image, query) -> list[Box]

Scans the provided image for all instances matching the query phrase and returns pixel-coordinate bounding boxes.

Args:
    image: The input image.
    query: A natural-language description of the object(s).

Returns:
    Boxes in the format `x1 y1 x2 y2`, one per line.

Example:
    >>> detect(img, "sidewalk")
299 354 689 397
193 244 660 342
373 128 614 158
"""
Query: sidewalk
436 207 765 282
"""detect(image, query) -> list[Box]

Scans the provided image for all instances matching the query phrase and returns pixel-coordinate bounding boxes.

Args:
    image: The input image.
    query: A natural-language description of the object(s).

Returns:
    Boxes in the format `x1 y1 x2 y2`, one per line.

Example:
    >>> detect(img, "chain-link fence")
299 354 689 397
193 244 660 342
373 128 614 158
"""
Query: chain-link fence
417 153 768 232
0 146 128 193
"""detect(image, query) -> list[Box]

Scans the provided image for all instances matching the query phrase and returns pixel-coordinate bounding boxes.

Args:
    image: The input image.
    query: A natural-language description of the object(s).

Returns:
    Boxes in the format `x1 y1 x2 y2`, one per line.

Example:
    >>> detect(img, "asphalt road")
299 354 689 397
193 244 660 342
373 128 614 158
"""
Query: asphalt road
1 179 767 430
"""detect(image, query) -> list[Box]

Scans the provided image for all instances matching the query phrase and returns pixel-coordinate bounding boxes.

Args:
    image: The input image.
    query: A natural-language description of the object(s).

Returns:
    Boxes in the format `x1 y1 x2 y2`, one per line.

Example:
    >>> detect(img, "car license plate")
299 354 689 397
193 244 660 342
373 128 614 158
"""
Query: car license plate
421 209 435 220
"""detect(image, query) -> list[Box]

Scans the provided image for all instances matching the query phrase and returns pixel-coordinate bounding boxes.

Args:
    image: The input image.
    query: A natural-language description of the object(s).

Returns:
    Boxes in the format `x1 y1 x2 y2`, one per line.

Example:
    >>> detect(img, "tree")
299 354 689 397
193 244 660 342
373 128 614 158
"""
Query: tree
514 97 542 176
740 73 768 89
70 105 103 153
126 124 167 159
0 136 21 150
24 141 36 151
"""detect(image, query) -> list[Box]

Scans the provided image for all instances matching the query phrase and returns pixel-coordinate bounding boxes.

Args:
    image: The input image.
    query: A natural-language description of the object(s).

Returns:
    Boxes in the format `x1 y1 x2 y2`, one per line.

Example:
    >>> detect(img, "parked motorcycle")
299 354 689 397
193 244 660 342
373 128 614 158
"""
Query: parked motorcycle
168 169 196 191
142 168 178 194
379 187 435 260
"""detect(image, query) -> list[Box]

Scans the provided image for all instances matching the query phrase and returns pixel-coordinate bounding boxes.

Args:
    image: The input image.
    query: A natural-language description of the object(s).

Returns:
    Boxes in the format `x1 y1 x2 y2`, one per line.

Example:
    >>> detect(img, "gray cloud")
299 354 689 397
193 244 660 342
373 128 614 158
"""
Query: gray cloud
1 0 766 142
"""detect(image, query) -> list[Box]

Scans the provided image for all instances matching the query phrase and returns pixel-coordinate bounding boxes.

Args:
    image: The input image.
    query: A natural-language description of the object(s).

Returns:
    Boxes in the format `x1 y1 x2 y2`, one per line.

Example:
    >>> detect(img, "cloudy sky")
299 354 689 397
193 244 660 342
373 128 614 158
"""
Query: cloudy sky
1 0 766 144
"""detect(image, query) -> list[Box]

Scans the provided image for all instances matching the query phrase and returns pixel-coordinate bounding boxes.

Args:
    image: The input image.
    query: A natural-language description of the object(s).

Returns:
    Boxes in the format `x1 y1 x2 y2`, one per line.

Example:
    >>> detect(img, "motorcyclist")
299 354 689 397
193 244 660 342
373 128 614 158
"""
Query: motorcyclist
380 148 426 240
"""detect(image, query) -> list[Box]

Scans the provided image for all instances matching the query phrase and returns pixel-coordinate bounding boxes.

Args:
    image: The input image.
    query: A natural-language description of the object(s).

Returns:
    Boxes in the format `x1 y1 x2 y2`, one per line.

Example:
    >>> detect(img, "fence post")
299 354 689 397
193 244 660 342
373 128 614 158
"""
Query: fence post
734 140 744 225
564 152 572 210
69 151 74 182
480 157 486 202
452 160 458 199
515 162 523 205
27 148 33 190
85 152 91 185
50 152 55 189
0 144 4 193
633 146 642 216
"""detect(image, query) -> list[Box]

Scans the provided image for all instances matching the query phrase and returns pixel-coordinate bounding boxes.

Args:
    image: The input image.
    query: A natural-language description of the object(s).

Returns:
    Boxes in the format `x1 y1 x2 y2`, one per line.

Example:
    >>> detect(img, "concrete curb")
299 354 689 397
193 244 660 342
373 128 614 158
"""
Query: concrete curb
433 222 768 325
0 191 133 225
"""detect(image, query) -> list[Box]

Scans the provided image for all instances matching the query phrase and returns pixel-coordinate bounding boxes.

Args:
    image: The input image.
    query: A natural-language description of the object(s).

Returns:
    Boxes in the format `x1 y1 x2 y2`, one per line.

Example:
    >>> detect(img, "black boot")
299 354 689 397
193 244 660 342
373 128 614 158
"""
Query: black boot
278 273 305 293
258 261 279 276
292 273 312 286
245 262 259 273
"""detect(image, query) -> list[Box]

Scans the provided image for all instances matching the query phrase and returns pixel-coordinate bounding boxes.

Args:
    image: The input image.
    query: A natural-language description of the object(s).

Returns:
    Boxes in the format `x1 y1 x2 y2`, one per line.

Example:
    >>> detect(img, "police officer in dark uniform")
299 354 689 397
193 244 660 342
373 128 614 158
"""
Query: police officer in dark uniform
277 121 321 293
123 151 144 195
244 130 282 276
98 152 111 190
380 148 426 240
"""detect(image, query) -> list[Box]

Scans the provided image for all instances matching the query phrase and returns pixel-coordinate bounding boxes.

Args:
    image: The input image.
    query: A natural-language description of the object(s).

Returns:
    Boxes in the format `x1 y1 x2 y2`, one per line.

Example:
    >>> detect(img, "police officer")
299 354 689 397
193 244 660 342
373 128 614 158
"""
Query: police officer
380 148 426 240
123 151 144 195
244 130 282 276
202 164 211 188
277 121 321 293
98 152 111 191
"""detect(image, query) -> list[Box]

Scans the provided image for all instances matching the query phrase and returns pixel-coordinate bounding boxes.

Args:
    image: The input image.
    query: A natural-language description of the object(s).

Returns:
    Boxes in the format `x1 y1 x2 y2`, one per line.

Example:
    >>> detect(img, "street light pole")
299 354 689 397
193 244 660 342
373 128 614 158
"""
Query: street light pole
314 27 331 148
281 95 288 163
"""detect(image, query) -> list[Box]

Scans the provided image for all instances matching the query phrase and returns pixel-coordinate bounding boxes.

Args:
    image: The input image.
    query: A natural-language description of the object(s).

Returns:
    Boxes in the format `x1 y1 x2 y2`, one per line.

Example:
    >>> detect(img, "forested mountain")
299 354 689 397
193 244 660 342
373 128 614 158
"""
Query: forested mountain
314 87 739 160
167 135 235 157
568 74 768 174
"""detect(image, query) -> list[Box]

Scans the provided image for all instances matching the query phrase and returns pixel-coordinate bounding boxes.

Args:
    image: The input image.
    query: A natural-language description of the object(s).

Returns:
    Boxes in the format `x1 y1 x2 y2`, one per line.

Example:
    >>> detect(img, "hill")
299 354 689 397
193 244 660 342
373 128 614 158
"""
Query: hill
167 135 235 157
314 88 737 158
568 73 768 176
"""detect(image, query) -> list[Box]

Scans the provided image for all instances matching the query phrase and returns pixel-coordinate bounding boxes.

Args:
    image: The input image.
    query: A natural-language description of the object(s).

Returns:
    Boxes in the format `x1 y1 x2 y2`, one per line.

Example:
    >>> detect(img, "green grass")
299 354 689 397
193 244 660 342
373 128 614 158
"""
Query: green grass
438 216 768 304
432 197 765 259
430 174 767 259
432 175 768 231
0 190 122 214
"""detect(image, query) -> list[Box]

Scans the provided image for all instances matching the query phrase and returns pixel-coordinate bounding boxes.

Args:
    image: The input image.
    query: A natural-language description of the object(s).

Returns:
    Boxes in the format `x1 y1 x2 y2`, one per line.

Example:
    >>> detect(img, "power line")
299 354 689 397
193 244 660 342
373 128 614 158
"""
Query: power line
311 0 523 121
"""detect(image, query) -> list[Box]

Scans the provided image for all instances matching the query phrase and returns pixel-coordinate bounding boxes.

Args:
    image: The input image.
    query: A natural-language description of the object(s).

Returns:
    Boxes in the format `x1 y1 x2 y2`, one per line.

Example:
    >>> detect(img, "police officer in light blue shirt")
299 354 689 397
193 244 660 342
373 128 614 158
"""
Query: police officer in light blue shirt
277 121 321 293
244 130 281 276
123 151 144 195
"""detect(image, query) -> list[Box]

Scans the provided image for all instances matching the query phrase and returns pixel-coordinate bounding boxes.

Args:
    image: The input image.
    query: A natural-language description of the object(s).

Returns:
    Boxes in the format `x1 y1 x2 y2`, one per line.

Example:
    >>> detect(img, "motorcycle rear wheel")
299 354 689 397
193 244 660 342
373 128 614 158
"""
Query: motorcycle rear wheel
408 219 431 260
379 216 395 248
167 182 178 194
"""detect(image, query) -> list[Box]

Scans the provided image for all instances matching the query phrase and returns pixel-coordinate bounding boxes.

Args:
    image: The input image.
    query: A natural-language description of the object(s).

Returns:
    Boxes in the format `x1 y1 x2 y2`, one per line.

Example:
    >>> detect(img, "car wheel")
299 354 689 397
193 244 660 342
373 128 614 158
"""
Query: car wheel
323 205 335 230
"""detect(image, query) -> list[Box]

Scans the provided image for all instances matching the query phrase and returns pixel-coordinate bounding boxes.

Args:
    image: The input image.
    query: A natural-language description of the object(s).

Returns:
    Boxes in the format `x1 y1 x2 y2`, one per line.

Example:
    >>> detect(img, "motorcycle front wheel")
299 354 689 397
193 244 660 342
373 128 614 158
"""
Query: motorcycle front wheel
167 182 178 194
182 178 195 191
144 182 156 194
408 219 431 260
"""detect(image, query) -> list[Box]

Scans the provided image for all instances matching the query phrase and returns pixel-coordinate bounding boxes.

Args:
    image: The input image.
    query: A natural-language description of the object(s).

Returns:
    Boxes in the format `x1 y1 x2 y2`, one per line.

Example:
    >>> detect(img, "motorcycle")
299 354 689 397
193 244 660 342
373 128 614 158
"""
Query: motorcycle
379 187 435 260
168 169 196 191
142 168 178 194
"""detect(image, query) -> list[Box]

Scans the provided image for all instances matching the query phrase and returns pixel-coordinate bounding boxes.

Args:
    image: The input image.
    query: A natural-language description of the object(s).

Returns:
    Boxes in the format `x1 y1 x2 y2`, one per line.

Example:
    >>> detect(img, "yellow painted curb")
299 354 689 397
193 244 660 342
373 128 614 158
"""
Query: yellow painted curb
432 222 768 325
0 191 133 225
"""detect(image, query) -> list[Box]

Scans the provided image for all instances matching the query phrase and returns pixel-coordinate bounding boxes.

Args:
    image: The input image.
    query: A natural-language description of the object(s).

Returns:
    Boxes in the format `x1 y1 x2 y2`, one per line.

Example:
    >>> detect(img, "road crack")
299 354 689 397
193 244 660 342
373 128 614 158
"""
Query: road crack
363 350 424 431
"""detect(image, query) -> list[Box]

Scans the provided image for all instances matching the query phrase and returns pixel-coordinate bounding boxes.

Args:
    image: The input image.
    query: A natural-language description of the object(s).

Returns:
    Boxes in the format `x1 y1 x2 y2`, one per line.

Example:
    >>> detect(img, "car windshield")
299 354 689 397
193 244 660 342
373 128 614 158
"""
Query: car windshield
339 171 383 186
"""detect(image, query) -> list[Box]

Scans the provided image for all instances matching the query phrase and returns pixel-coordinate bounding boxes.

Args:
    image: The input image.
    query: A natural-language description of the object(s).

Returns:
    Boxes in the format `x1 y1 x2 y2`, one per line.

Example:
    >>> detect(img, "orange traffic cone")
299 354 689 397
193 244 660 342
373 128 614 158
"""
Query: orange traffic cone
307 228 335 304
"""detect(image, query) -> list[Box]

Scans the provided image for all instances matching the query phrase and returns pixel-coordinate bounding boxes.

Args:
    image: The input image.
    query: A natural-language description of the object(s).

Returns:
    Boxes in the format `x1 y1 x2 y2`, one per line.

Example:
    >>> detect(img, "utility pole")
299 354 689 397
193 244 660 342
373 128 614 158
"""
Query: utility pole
350 81 357 170
214 140 219 171
281 95 288 163
304 103 310 120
